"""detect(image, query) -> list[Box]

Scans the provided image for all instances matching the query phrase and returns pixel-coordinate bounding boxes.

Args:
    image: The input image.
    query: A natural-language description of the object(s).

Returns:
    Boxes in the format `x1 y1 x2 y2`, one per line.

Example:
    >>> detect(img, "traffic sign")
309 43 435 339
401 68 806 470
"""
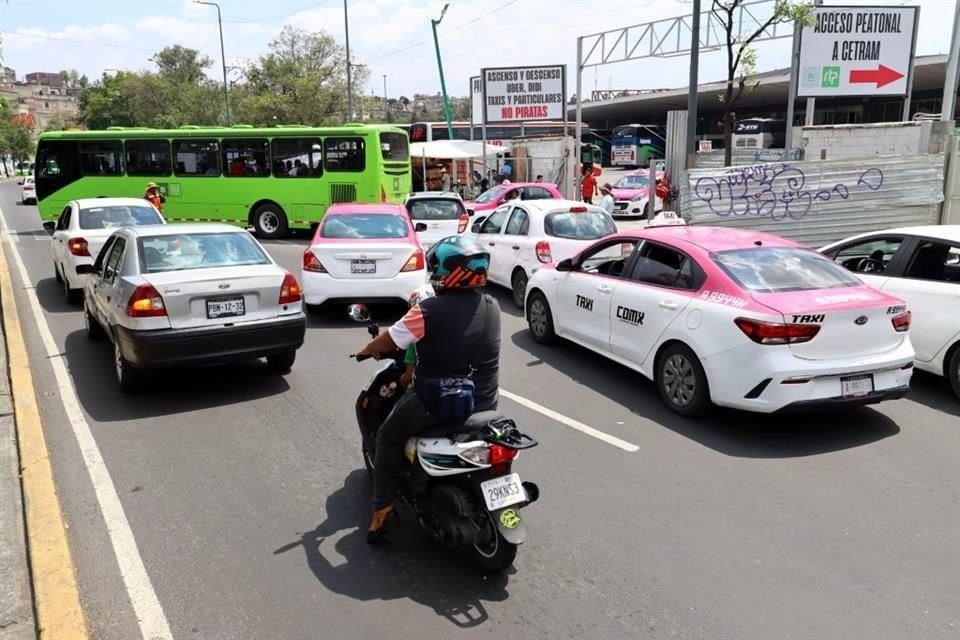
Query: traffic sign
481 65 566 124
797 5 918 98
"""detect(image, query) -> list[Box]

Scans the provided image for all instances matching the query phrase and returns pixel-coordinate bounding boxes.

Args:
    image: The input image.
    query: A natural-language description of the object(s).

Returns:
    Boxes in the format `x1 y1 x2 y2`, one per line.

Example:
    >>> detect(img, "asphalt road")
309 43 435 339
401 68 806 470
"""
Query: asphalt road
2 181 958 640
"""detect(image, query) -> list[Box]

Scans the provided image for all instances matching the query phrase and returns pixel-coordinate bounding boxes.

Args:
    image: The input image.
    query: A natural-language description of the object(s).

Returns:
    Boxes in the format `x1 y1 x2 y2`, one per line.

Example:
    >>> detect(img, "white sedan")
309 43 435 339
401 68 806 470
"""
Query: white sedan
525 226 914 416
44 198 166 303
467 199 617 308
820 225 960 397
19 176 36 204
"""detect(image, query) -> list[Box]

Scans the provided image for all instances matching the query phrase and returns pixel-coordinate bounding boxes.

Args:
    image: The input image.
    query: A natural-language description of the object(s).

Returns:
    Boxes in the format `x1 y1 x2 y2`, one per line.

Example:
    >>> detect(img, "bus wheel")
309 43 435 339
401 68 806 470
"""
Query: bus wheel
252 203 288 239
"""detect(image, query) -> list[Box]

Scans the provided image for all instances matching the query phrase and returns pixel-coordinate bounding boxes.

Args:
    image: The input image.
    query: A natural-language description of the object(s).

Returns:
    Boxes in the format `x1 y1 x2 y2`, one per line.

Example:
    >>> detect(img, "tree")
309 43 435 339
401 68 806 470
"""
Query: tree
43 113 66 132
152 45 213 85
7 118 35 166
712 0 813 166
236 25 363 126
77 71 137 129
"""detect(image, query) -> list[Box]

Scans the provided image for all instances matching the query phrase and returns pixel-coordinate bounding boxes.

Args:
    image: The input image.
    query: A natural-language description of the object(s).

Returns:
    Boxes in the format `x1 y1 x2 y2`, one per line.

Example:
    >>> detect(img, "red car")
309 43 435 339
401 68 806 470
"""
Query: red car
465 182 562 214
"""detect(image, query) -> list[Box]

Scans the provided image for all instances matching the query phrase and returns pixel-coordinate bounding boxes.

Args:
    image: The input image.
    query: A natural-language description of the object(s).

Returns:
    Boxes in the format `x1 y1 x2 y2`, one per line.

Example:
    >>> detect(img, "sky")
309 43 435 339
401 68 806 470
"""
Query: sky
0 0 956 100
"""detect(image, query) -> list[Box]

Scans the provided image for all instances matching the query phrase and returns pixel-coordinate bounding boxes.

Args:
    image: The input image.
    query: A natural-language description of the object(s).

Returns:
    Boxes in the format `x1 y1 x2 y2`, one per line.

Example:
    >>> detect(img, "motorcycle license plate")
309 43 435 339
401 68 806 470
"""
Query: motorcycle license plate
481 473 526 511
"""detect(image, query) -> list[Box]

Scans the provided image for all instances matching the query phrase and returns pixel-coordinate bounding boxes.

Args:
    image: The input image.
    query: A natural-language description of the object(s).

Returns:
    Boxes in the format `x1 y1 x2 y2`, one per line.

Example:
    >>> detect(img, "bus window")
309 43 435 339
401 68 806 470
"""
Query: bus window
222 139 269 177
173 139 220 176
325 137 366 172
380 132 409 162
271 138 322 177
125 140 171 177
79 141 124 176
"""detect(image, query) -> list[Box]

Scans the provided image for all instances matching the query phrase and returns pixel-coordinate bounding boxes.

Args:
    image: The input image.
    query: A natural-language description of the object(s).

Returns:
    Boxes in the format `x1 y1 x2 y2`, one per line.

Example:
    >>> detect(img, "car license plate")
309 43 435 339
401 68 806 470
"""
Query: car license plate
351 259 376 274
841 374 874 398
206 296 245 319
480 472 526 511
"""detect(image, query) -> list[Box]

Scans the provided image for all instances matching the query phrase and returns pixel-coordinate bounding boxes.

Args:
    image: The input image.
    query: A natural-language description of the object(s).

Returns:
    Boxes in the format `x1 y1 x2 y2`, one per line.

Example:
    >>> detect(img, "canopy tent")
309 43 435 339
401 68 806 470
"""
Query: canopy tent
410 140 503 159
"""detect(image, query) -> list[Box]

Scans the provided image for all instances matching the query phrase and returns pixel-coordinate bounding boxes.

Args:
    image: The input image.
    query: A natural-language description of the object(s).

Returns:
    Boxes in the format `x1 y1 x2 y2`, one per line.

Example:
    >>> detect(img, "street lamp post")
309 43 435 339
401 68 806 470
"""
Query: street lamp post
194 0 231 125
344 0 353 121
383 74 388 122
431 4 454 141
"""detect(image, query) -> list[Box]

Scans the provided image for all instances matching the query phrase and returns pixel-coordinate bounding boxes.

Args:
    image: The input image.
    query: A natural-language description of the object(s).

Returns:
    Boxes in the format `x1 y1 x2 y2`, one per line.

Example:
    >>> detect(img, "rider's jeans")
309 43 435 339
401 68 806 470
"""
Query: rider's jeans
373 391 440 509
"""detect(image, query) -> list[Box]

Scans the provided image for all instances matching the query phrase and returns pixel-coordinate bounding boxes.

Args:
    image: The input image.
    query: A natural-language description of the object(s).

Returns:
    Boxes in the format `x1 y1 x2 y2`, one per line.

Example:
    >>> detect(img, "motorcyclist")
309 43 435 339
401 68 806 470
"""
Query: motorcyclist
356 236 501 543
399 284 435 389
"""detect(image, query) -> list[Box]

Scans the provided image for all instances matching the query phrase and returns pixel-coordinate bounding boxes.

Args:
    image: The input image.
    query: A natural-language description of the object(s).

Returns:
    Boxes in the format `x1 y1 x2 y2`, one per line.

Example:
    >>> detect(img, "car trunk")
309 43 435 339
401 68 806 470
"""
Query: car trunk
307 241 415 279
750 288 904 360
142 265 282 330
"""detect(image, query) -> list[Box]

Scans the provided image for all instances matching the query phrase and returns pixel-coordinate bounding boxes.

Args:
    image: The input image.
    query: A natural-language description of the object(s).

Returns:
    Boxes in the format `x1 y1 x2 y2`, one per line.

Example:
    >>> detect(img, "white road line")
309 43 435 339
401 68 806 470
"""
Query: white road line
500 389 640 453
0 209 173 640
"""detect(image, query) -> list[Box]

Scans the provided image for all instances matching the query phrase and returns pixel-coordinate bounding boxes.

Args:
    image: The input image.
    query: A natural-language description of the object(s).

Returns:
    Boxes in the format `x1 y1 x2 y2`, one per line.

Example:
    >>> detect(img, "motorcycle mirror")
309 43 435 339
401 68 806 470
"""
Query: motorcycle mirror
348 304 371 323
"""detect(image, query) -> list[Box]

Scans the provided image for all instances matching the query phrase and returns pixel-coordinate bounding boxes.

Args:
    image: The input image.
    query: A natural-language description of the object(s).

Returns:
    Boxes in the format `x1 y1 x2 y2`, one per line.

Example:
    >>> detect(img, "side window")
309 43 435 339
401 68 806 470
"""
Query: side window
324 137 366 172
56 206 71 231
524 187 551 200
173 139 220 176
125 140 171 176
577 238 641 279
479 208 509 234
504 207 529 236
827 236 903 274
102 238 126 283
631 242 695 289
903 240 960 283
222 139 269 177
271 138 322 178
79 141 124 176
94 237 115 273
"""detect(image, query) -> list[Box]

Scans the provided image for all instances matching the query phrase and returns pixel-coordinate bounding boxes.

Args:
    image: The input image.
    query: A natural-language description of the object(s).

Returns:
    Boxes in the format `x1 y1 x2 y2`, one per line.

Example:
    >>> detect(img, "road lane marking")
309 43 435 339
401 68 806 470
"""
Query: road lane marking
0 209 173 640
0 218 87 637
500 389 640 452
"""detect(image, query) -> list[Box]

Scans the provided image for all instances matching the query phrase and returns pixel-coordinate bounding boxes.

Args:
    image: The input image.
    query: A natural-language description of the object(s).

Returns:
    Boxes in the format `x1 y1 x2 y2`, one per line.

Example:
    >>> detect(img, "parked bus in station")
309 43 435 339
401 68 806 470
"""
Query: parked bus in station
409 121 594 151
33 124 411 239
610 124 666 167
731 118 785 149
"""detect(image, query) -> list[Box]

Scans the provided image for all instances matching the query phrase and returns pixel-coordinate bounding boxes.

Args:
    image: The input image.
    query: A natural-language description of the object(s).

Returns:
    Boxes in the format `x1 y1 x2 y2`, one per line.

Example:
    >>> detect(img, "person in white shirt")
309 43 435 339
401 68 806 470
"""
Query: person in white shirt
598 183 615 214
440 168 451 192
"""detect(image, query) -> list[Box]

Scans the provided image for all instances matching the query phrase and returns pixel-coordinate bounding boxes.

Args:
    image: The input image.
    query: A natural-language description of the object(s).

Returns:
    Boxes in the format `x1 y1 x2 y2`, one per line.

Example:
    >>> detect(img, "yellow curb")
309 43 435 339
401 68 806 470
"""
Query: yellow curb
0 235 88 637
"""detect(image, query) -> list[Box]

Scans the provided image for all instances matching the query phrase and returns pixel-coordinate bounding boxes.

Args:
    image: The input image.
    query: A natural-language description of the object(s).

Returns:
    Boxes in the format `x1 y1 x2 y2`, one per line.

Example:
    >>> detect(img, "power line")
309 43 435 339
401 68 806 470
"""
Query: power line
0 30 155 52
222 0 331 24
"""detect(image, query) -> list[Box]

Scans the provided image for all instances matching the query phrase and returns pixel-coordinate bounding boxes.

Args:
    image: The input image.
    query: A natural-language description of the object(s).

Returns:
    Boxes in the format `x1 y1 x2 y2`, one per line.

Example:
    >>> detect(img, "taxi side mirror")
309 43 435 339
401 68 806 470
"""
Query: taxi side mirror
555 258 574 272
42 221 56 234
414 222 428 233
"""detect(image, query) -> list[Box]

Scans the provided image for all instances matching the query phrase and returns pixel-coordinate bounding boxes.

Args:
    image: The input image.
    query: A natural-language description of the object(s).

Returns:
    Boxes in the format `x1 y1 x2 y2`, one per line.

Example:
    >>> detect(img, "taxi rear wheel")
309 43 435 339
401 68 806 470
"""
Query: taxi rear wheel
267 350 296 374
114 338 144 394
511 269 528 310
526 291 556 344
656 343 710 417
948 346 960 398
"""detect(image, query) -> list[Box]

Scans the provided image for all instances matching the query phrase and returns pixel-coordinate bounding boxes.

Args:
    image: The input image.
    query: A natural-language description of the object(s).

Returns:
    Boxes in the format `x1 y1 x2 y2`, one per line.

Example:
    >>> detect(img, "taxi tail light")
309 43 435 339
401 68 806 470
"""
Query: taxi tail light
734 317 820 345
302 250 327 273
380 185 387 202
488 444 518 474
535 240 552 263
68 237 90 257
891 311 911 332
457 213 469 233
401 249 425 272
279 273 302 304
127 284 166 318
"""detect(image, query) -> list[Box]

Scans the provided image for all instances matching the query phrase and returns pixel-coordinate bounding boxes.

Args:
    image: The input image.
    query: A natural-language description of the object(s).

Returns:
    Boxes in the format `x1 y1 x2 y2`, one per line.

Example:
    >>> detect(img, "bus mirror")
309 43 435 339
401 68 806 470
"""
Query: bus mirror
42 221 55 234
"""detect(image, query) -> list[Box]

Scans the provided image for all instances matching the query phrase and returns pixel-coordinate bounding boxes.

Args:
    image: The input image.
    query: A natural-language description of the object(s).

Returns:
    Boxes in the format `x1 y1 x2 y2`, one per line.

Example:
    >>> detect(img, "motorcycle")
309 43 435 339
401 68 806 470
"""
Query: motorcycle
349 304 540 573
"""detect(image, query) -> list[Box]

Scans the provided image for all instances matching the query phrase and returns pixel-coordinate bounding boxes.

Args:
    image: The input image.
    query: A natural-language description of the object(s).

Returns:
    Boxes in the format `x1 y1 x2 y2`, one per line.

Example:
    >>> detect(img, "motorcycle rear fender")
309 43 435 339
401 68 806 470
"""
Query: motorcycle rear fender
491 506 526 545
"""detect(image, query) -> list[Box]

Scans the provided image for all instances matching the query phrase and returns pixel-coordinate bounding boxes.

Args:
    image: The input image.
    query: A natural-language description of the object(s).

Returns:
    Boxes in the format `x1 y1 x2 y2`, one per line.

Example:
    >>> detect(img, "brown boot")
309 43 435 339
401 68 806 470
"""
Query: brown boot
366 503 399 544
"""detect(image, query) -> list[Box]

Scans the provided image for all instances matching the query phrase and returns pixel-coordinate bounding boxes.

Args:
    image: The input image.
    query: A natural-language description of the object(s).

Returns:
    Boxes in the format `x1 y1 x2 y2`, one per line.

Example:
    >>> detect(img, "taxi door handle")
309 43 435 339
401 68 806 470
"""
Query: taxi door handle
659 301 679 310
488 242 496 247
597 285 613 294
512 245 520 250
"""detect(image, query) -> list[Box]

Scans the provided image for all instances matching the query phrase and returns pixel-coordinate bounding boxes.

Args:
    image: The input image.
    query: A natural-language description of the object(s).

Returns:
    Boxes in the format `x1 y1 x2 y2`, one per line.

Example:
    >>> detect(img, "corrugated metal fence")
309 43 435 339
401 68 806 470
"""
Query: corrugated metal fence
680 154 944 247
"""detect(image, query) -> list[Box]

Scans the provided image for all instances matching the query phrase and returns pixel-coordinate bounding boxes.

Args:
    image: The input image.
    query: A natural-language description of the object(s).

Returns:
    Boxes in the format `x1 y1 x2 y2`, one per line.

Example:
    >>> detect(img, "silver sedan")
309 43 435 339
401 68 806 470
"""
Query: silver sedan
78 223 306 392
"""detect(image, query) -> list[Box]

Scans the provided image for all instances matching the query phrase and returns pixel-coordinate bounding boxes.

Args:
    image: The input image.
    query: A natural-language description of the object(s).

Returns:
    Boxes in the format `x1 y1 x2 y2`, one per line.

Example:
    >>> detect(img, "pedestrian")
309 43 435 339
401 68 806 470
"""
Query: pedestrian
501 161 513 181
144 182 165 213
598 183 615 214
581 169 598 204
535 174 544 183
440 167 451 192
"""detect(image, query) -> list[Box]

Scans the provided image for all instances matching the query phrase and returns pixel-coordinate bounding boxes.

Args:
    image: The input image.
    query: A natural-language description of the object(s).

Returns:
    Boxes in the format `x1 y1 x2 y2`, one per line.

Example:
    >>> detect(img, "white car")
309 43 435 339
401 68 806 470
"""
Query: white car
44 198 166 303
525 226 914 416
302 203 428 307
467 199 618 308
19 176 36 204
820 225 960 397
404 191 469 252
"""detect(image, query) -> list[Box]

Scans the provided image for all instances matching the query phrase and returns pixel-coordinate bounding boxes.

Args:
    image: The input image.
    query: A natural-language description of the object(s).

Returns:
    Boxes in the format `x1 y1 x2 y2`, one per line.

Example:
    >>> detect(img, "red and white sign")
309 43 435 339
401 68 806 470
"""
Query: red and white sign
482 65 566 124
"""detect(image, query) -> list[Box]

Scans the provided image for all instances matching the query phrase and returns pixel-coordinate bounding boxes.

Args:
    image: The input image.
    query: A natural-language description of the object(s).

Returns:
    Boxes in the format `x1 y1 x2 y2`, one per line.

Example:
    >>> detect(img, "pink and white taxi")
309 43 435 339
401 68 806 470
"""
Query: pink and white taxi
524 226 915 416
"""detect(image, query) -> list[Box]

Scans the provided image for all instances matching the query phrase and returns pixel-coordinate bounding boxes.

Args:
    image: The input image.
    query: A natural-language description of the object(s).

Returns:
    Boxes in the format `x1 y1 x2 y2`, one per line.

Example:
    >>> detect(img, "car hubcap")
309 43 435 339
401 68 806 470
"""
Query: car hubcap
260 211 279 234
663 354 695 406
514 275 526 304
529 299 547 336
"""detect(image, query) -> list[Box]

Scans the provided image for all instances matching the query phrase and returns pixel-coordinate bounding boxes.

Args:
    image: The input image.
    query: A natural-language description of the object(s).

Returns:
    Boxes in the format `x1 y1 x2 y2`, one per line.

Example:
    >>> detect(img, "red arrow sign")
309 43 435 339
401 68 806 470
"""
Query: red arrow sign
849 65 905 88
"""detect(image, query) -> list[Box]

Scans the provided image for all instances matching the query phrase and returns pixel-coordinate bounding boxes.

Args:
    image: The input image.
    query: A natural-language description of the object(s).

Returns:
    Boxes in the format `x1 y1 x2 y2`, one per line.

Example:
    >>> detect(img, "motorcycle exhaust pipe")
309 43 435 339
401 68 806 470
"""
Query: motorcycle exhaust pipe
521 481 539 506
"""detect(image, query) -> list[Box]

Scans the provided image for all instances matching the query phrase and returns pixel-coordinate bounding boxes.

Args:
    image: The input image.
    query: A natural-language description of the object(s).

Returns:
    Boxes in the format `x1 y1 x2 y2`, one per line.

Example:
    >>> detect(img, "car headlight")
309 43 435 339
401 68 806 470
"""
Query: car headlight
631 193 646 202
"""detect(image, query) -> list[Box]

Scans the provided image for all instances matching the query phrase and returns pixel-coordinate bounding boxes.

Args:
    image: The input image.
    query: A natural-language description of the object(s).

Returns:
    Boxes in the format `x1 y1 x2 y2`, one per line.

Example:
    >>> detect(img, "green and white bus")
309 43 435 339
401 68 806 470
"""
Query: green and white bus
34 124 411 238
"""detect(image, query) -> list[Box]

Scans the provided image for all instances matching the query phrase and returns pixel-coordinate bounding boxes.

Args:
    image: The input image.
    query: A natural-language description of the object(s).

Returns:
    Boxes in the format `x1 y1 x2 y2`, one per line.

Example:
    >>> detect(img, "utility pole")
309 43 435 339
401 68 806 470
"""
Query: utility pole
344 0 353 121
194 0 231 125
942 0 960 121
383 74 388 121
431 3 454 140
685 0 701 167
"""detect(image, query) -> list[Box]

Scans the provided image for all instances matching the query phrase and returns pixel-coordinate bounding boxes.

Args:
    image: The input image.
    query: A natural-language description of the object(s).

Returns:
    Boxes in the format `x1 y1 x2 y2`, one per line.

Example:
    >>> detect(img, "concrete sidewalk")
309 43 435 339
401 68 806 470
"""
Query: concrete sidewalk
0 265 35 638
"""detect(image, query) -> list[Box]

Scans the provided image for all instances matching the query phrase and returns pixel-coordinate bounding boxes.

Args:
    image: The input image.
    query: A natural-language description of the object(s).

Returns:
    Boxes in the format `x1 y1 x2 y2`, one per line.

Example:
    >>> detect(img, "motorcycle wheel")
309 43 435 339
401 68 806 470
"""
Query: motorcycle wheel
469 512 518 574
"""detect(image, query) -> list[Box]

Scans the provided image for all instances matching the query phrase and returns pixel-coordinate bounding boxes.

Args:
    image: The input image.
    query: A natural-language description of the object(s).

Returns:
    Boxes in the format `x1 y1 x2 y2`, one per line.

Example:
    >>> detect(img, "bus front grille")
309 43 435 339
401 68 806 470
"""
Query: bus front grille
330 183 357 203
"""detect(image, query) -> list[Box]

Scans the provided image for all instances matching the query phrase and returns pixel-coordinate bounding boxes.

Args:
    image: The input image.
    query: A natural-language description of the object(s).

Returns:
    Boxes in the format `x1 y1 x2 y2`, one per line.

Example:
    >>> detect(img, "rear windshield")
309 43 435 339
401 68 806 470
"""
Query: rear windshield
79 205 163 230
474 187 504 204
380 132 409 161
321 214 409 239
713 247 861 293
138 232 270 273
544 211 617 240
406 199 465 221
